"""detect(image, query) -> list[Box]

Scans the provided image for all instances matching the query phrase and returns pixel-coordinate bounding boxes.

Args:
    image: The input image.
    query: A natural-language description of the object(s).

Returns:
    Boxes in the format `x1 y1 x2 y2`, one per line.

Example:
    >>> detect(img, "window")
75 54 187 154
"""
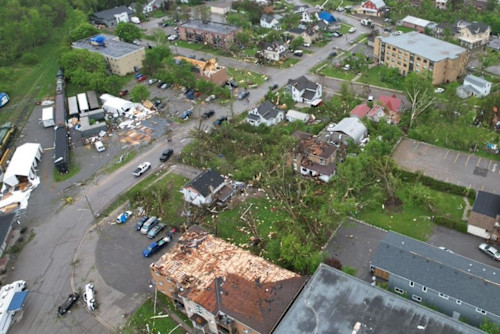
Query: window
422 286 427 292
476 308 487 315
412 295 422 302
409 281 414 287
439 293 449 300
456 300 462 305
394 287 404 294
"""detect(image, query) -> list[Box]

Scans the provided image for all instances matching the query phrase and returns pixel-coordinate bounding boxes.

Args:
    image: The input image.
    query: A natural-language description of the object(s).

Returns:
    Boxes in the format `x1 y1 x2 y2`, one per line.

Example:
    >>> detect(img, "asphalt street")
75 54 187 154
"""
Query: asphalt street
5 10 414 334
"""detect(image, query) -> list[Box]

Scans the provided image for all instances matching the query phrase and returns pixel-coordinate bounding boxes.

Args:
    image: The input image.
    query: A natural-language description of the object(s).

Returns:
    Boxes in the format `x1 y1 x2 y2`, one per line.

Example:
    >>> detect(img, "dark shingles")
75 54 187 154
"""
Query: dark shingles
472 191 500 218
184 169 225 197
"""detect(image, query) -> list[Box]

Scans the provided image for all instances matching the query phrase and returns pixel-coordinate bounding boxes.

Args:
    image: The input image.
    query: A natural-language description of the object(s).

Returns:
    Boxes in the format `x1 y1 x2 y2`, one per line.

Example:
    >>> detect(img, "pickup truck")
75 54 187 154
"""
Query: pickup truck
143 229 176 257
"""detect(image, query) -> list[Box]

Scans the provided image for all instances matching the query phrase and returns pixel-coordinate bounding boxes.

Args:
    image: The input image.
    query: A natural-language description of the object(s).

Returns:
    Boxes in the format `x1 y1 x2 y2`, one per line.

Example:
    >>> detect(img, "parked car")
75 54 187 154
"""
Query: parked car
438 246 454 254
185 89 196 100
337 6 345 11
303 43 311 47
148 78 157 85
94 140 105 152
202 110 215 119
160 83 171 90
238 90 250 100
328 52 338 58
116 210 133 224
205 94 216 102
119 90 128 97
140 216 158 235
168 34 178 41
214 116 228 126
434 88 445 93
161 22 169 27
133 162 151 177
270 84 279 90
83 284 97 311
137 75 148 82
332 31 342 37
479 243 500 261
368 95 374 101
342 64 351 71
180 108 193 120
348 27 357 33
134 216 149 231
293 50 303 57
226 80 239 89
143 229 175 257
160 149 174 162
147 223 166 239
58 293 80 316
156 81 164 88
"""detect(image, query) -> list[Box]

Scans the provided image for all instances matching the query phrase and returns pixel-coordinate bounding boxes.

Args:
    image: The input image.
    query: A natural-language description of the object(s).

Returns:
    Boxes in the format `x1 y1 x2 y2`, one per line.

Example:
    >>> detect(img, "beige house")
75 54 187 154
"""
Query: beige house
456 21 491 49
374 31 468 85
72 34 145 76
150 227 306 334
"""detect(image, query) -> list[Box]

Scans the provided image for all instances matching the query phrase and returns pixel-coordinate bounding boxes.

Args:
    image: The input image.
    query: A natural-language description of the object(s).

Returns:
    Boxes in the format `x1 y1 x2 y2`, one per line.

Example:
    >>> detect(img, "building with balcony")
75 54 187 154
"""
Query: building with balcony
374 32 468 85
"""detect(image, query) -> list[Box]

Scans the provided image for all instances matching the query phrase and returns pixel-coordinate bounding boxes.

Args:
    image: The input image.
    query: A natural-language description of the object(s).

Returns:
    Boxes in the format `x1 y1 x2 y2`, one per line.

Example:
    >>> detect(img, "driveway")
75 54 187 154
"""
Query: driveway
393 138 500 194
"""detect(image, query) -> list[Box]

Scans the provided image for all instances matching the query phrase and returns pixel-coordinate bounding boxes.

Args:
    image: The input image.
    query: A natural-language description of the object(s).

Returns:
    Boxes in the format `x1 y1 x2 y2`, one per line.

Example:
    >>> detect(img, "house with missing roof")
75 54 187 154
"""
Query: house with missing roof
328 117 368 146
260 41 288 62
371 231 500 328
357 0 387 17
72 34 146 76
288 27 320 45
246 101 284 127
174 56 228 85
374 32 468 85
456 75 492 99
150 227 306 334
180 169 226 207
90 6 134 27
286 76 322 106
178 20 242 49
291 131 338 182
260 14 283 29
294 5 320 23
274 264 483 334
467 191 500 242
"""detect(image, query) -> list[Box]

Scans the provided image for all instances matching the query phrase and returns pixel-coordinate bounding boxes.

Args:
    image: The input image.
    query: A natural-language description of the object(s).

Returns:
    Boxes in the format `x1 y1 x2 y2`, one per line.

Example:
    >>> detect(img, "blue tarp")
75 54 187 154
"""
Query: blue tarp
8 291 28 311
319 11 336 23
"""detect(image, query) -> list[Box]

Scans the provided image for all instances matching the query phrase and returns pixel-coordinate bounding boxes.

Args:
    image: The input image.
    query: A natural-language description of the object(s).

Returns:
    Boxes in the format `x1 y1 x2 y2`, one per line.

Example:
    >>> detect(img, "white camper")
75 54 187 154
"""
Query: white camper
103 97 134 117
42 107 55 128
0 280 28 334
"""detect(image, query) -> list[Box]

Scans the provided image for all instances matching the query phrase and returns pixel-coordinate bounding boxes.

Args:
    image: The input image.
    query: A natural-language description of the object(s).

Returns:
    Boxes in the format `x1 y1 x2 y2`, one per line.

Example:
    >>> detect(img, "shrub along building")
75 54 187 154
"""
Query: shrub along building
149 227 306 334
373 31 468 85
370 231 500 328
177 20 242 49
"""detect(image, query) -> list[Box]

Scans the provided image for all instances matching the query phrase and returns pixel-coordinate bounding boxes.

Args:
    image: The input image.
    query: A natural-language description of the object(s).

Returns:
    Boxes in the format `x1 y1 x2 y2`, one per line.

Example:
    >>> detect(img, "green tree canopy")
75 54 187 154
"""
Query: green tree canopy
130 85 150 102
142 47 171 75
115 22 142 43
69 23 99 42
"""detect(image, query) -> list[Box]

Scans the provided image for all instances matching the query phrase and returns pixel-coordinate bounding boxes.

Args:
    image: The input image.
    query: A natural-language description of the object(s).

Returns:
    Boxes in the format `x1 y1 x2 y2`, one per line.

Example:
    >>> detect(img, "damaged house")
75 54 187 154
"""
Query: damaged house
149 226 306 334
286 76 322 107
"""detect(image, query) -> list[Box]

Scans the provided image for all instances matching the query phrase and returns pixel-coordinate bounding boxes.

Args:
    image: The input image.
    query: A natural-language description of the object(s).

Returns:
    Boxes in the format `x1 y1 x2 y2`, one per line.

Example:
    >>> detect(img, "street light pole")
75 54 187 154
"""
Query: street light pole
149 281 157 315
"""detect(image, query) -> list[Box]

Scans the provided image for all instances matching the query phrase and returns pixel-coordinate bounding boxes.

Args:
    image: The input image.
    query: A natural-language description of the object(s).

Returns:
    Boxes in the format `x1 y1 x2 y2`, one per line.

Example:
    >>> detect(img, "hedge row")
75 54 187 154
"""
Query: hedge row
434 216 468 233
396 169 476 201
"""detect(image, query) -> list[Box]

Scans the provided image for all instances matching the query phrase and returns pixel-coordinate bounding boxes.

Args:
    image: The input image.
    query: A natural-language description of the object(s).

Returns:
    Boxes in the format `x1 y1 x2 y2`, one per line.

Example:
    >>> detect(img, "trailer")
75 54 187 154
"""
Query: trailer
42 107 55 128
77 93 89 113
0 280 28 334
54 94 67 126
54 127 69 173
67 96 79 116
86 90 100 111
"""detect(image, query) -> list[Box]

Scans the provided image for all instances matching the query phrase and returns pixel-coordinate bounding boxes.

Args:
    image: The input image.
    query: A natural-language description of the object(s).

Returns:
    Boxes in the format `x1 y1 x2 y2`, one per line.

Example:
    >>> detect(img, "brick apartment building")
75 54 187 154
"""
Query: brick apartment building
178 20 242 49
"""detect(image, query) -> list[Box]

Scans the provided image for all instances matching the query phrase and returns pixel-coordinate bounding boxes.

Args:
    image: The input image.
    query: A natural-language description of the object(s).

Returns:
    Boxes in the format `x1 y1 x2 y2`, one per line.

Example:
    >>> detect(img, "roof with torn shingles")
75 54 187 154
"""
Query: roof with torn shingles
471 191 500 218
274 264 483 334
180 20 240 35
372 231 500 315
378 95 402 111
152 230 305 333
350 104 370 118
464 74 491 89
183 169 225 197
377 32 466 62
301 159 336 176
92 6 134 20
287 76 318 91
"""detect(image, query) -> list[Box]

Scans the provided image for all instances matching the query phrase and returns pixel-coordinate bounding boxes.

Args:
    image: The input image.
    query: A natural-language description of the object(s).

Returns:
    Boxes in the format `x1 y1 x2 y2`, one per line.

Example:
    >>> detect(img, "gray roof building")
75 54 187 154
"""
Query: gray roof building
330 117 367 145
372 232 500 320
90 6 134 27
180 20 240 35
377 31 466 62
183 169 225 198
287 75 317 91
274 264 482 334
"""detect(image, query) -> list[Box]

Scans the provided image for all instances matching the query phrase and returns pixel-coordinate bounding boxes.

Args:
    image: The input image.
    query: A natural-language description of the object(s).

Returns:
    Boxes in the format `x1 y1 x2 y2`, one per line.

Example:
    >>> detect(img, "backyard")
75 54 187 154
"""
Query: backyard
357 66 405 91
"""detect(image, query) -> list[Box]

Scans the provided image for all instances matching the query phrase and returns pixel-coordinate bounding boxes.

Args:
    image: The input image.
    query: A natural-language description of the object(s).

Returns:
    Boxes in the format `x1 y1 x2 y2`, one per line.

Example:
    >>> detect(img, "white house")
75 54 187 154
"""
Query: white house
246 101 284 126
286 110 310 123
456 74 492 99
261 41 288 61
260 14 283 29
180 169 226 207
3 143 43 188
286 76 322 106
294 5 320 23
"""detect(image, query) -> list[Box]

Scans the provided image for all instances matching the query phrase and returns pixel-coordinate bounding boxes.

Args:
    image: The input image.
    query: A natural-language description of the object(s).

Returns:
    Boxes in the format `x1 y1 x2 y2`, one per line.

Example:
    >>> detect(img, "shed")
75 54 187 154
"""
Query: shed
286 110 310 123
3 143 43 188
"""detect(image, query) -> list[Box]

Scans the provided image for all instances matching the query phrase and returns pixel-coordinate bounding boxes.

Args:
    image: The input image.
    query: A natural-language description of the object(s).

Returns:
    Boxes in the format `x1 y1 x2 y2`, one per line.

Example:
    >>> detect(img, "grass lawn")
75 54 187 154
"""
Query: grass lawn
104 150 138 174
318 65 357 81
396 26 415 33
357 66 404 91
122 294 186 334
173 40 228 57
358 185 466 241
227 68 268 88
355 33 368 43
339 23 352 35
53 152 81 182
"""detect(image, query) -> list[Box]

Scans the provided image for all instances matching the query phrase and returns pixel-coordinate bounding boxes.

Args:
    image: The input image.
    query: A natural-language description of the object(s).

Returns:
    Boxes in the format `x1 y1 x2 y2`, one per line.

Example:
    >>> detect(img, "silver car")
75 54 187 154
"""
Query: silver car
479 243 500 261
140 216 158 235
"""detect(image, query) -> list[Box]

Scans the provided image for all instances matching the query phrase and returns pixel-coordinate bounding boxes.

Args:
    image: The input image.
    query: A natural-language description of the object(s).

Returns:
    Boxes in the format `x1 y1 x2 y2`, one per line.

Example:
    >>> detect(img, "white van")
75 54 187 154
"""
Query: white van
95 141 105 152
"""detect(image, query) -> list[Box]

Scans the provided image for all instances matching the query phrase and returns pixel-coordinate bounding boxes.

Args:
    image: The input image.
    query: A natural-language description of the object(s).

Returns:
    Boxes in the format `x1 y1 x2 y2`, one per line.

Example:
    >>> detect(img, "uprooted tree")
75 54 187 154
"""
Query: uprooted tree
404 72 437 130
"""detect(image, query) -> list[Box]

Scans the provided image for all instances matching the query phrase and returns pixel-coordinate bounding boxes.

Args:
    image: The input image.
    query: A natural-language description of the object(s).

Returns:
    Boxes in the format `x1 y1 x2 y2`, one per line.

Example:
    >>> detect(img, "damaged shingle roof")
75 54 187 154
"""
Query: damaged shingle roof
183 169 225 197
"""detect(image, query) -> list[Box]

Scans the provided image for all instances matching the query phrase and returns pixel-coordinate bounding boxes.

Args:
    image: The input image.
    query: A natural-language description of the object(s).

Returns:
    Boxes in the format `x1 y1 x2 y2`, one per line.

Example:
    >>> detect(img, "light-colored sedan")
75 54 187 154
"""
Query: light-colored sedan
479 243 500 261
348 27 356 33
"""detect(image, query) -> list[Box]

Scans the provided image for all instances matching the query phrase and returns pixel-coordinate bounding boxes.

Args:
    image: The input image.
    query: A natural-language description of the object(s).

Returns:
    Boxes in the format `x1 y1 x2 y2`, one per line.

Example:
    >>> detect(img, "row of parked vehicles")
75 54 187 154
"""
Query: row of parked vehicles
58 284 96 316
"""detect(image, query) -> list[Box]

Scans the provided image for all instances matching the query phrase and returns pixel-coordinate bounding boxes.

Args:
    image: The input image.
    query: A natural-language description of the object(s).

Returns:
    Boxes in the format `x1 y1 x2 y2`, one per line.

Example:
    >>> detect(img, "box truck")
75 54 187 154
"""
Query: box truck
42 107 55 128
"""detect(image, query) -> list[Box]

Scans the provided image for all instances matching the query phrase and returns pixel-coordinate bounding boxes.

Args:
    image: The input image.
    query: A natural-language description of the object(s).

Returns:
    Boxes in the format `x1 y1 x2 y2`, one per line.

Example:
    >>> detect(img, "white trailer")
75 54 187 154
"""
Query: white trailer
103 97 134 117
67 96 79 116
0 280 28 334
77 93 89 113
42 107 55 128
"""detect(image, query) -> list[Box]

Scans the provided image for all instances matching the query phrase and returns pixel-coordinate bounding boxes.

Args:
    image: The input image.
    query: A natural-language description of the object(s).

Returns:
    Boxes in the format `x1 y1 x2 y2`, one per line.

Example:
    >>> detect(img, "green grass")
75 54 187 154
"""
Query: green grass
104 150 138 174
396 26 415 33
339 23 352 35
358 185 466 241
122 294 186 334
355 34 368 43
53 152 82 182
318 65 357 81
279 58 300 68
357 66 404 91
227 68 268 88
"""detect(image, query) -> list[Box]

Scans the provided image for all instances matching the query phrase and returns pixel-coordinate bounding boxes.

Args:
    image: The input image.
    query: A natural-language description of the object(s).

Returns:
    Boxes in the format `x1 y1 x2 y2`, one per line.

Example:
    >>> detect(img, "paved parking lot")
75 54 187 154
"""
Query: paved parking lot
393 138 500 194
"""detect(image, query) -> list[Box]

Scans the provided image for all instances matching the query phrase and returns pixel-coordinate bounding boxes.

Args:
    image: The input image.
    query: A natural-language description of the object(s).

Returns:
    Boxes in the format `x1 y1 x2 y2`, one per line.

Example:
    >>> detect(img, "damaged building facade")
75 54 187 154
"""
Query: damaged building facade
149 227 306 334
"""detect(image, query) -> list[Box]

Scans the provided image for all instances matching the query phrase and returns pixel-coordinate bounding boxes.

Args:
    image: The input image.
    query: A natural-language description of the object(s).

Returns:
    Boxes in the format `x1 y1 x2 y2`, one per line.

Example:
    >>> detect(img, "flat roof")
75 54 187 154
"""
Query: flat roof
180 20 240 35
72 34 144 59
402 15 432 27
378 31 466 62
274 264 483 334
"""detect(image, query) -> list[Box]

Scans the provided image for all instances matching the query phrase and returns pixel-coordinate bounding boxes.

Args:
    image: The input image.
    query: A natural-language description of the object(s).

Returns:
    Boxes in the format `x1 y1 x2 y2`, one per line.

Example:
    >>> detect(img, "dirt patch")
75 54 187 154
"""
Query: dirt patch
384 196 403 213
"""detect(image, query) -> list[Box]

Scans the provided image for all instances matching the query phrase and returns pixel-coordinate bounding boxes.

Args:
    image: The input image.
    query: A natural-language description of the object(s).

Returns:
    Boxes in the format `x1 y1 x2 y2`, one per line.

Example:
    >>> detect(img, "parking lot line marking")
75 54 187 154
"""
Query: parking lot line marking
454 153 460 163
465 155 471 166
476 158 481 167
443 150 449 159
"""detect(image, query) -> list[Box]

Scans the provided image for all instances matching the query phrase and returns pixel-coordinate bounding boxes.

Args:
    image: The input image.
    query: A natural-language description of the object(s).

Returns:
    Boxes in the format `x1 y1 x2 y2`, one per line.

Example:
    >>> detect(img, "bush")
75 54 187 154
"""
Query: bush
21 53 38 65
434 216 467 233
